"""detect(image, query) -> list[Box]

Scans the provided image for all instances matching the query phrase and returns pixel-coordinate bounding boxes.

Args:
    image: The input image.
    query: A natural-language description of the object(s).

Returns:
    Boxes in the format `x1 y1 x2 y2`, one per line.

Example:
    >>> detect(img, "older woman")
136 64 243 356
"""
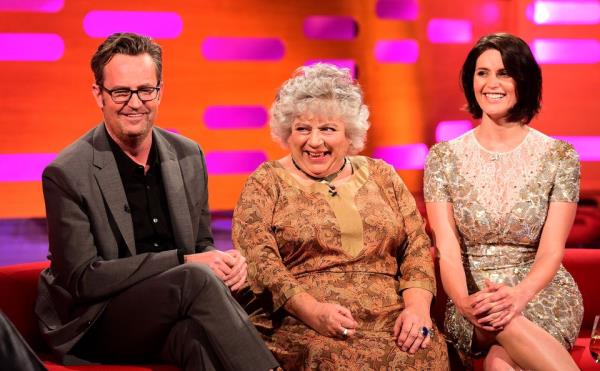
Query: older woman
425 33 582 370
232 64 449 370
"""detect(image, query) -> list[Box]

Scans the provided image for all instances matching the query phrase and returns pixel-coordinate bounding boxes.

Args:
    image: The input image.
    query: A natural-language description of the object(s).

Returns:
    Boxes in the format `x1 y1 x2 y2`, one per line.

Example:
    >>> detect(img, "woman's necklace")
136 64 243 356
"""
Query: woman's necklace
291 156 348 196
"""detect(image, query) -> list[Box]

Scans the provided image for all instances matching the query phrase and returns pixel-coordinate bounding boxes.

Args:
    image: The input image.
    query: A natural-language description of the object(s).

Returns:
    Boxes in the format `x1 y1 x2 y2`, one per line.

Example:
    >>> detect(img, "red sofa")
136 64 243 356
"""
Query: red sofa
0 261 178 371
1 249 599 370
431 248 600 370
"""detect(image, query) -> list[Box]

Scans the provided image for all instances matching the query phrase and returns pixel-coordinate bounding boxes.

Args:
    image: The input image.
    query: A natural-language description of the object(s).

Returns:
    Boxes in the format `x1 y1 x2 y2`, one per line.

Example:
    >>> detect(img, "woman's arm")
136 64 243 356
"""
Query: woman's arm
426 202 500 331
474 202 577 327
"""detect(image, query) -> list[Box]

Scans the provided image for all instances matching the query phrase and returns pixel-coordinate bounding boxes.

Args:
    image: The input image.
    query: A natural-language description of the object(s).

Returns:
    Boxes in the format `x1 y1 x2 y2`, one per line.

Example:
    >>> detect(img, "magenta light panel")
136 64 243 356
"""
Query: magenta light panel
83 11 183 38
375 0 418 20
372 144 429 170
532 38 600 64
436 120 473 142
374 40 419 63
303 16 358 40
426 19 472 44
205 151 267 175
527 0 600 25
0 33 64 61
0 154 56 182
204 106 268 130
0 0 63 12
201 37 285 61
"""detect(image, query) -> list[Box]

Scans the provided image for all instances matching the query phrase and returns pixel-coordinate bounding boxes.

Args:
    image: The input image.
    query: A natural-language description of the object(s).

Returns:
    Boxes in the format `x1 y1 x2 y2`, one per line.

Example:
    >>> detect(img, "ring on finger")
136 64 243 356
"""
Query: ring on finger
341 327 348 338
419 326 434 339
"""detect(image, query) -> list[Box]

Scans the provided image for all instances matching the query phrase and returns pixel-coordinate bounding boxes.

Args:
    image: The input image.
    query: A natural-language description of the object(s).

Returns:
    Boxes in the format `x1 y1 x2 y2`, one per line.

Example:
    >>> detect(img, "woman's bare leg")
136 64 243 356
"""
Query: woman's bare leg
495 315 577 371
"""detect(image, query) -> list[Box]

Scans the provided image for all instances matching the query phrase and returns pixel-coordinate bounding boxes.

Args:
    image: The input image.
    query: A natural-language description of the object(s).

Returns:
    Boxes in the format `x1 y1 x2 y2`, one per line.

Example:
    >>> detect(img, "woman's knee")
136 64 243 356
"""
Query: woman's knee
499 314 528 338
484 345 517 371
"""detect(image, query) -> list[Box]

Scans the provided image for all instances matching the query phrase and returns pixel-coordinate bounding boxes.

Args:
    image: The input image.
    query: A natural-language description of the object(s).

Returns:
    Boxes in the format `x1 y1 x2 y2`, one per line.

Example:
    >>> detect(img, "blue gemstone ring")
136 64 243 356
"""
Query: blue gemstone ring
420 326 433 338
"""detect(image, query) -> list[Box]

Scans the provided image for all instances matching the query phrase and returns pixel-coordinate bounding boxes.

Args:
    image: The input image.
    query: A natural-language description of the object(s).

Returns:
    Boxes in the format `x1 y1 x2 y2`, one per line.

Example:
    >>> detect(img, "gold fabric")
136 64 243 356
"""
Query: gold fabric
424 128 583 356
233 156 449 370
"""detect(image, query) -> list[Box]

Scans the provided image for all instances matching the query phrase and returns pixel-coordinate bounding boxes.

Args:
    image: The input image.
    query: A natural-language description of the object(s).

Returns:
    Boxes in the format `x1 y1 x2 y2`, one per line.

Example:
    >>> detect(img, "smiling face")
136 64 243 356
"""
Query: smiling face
287 115 351 178
473 49 517 123
92 53 162 146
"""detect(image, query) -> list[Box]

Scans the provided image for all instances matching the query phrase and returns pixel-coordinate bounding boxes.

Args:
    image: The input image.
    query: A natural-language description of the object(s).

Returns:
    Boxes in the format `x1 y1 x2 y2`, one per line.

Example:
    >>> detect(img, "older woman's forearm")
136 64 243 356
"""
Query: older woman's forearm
283 292 318 320
402 287 433 311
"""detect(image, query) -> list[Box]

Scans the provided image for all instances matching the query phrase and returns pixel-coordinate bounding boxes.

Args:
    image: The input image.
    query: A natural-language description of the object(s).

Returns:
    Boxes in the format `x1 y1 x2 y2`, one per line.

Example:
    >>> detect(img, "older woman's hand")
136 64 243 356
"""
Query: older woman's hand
307 302 359 338
393 304 433 354
285 293 358 339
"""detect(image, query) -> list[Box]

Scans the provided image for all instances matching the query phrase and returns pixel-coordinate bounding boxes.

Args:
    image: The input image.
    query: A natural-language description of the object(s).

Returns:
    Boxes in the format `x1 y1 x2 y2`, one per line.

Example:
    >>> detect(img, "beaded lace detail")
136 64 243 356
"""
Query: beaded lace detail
455 128 552 221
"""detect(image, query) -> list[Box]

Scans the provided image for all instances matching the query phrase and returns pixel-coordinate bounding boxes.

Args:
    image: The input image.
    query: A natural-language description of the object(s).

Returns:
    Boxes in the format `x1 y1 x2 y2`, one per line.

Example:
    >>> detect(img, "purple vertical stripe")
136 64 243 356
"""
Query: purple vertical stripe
375 0 418 20
374 40 419 63
0 33 64 61
204 106 268 129
0 0 63 12
205 151 267 175
0 154 56 182
426 19 472 44
554 136 600 161
527 1 600 25
201 37 285 61
532 38 600 64
305 59 357 78
436 120 473 142
83 11 183 38
372 144 429 170
303 16 358 40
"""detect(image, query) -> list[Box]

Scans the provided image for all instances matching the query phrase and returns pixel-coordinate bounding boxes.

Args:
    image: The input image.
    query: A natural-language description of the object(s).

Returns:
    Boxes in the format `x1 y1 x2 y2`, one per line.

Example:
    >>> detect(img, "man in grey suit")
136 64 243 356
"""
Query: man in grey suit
35 32 278 370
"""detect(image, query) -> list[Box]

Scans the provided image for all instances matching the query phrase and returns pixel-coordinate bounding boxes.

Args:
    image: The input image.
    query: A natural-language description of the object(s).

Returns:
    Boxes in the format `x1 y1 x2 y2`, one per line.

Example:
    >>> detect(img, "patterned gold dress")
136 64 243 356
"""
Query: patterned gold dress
233 156 449 370
424 128 583 357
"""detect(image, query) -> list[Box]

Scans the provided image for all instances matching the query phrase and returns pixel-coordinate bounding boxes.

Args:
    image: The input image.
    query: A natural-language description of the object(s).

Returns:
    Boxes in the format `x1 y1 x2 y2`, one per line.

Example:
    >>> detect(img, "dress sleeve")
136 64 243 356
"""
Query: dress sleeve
379 162 436 296
232 164 305 311
423 143 451 202
550 141 580 203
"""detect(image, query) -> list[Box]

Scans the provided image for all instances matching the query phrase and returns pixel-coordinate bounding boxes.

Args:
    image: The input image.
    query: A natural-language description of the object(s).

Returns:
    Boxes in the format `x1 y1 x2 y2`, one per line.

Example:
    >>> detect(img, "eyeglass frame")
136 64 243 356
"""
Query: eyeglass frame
98 83 162 104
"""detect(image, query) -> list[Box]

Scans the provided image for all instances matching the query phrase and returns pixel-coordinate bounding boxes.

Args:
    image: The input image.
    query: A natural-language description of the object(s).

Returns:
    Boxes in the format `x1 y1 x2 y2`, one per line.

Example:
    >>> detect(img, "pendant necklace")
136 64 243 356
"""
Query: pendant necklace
291 157 348 196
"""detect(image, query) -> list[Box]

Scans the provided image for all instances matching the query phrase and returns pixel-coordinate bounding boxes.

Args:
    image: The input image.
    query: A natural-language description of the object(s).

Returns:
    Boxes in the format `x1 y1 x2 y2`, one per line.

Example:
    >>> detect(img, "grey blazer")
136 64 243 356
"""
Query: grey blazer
35 123 214 358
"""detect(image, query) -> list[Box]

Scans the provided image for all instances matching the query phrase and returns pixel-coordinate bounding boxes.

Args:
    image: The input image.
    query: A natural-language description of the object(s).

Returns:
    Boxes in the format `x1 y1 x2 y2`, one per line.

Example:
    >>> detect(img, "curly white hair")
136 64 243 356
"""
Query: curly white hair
269 63 370 153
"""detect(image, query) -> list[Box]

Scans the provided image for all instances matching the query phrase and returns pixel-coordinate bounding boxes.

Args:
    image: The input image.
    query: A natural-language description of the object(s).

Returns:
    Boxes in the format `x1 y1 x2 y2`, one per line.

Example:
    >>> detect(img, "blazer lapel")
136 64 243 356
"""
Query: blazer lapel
155 131 194 251
92 125 136 256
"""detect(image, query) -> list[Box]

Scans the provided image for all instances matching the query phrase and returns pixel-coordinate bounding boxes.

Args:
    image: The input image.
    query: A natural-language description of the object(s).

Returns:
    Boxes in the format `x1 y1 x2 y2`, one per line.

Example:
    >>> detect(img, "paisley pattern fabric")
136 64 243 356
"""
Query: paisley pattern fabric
424 128 583 357
233 156 449 370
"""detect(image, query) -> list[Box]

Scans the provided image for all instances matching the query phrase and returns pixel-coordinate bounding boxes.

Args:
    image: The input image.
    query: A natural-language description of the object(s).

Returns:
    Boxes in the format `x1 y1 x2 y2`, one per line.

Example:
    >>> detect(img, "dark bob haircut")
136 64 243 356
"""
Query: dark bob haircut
461 33 542 124
91 32 162 86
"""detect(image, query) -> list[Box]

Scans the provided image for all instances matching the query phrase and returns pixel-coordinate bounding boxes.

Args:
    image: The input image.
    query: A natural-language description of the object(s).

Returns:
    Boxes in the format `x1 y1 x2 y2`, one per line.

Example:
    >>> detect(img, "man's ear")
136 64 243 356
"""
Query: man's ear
156 80 164 104
92 84 104 108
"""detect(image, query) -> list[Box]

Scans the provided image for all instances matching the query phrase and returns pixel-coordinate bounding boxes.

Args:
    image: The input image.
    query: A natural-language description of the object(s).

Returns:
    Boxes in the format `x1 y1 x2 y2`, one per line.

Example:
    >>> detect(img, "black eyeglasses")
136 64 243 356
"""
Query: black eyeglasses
99 84 161 104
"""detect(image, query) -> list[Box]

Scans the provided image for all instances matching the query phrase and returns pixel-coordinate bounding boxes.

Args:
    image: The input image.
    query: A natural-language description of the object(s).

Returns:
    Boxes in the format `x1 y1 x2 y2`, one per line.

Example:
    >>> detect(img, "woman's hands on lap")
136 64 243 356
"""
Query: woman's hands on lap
456 284 507 331
472 280 529 328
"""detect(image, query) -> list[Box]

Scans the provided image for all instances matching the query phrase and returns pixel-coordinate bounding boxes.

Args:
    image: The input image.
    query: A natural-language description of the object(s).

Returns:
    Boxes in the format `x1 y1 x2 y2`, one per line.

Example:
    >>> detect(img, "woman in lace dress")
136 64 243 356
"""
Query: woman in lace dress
424 33 582 370
232 64 449 370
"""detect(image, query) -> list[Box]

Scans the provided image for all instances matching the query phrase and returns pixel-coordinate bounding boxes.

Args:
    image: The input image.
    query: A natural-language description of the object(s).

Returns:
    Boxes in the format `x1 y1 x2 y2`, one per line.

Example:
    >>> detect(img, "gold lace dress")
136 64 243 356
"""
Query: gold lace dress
233 156 449 370
424 128 583 356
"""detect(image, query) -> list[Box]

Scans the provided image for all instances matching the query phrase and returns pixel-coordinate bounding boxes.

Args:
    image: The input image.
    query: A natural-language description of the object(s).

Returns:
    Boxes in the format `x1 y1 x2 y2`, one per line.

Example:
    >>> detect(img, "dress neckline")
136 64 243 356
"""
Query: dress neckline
471 127 532 156
270 156 370 196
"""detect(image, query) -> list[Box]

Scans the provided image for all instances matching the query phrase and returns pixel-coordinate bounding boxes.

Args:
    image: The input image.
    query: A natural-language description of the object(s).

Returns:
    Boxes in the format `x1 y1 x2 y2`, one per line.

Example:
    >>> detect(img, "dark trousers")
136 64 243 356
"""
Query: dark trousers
73 264 278 371
0 311 47 371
